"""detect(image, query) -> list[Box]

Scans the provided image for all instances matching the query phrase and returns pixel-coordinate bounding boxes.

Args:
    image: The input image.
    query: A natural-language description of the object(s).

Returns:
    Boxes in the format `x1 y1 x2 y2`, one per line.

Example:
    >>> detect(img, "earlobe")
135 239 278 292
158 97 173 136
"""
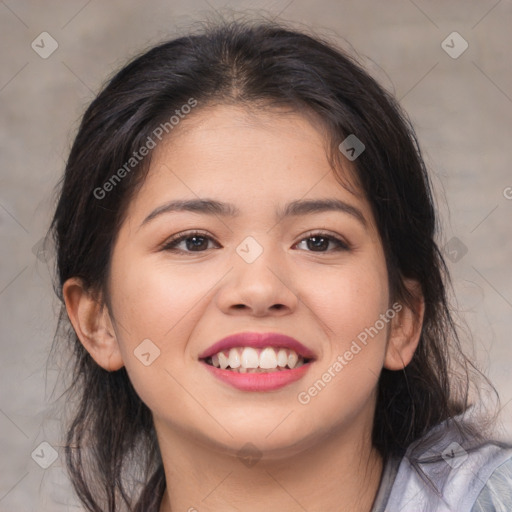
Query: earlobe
384 280 425 371
62 277 125 372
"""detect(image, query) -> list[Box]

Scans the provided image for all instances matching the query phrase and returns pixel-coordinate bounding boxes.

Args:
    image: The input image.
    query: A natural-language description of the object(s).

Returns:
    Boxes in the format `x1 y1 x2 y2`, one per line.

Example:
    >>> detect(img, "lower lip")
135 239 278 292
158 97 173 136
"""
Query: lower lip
201 361 313 391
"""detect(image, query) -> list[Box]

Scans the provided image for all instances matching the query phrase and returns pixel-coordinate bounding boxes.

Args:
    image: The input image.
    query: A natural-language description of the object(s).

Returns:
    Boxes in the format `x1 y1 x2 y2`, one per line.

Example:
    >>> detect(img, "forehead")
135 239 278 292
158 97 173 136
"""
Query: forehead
126 104 375 229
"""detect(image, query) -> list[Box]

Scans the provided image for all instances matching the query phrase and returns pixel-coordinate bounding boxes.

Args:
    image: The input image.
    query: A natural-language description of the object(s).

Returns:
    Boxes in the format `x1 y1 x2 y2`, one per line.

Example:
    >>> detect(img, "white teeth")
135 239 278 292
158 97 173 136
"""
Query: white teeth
259 347 278 369
206 346 308 371
288 351 298 369
228 348 241 368
277 348 288 367
218 352 229 369
241 347 259 368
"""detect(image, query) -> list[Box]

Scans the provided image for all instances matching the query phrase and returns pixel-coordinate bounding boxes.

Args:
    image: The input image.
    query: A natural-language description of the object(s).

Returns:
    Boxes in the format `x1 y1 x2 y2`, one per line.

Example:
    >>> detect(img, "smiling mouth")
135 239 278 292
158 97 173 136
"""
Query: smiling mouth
200 346 313 373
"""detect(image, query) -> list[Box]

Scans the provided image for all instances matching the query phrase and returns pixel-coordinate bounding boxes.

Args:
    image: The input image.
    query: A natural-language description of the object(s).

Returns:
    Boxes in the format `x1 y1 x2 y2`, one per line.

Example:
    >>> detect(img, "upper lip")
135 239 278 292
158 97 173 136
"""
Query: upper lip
198 332 317 360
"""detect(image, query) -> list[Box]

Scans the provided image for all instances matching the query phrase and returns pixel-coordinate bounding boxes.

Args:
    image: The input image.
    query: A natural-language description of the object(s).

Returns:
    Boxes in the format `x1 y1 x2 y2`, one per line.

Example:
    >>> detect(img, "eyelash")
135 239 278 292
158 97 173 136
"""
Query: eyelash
160 230 350 254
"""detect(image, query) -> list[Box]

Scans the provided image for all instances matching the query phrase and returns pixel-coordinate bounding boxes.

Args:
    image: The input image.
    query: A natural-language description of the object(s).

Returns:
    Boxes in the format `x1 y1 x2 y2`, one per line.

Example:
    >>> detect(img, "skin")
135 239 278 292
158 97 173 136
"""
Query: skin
63 104 424 512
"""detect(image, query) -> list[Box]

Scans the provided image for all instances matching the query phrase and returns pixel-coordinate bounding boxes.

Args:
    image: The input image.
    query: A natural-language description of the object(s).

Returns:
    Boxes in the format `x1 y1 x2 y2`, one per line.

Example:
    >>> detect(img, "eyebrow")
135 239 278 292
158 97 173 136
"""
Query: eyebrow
139 197 367 229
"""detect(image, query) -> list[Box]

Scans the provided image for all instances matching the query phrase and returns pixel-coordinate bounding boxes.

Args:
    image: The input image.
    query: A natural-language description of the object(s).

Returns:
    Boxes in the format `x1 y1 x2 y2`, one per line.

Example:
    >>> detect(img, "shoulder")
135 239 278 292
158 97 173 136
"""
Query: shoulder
471 454 512 512
382 413 512 512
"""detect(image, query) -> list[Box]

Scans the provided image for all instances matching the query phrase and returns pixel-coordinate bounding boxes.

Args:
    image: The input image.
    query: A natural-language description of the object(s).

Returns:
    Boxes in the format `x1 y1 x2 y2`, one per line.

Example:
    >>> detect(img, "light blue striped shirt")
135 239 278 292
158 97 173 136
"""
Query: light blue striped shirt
370 414 512 511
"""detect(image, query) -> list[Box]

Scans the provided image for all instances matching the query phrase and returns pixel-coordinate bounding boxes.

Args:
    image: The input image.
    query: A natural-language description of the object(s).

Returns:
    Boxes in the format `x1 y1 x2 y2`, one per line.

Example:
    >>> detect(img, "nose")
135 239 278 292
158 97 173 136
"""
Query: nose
215 241 299 317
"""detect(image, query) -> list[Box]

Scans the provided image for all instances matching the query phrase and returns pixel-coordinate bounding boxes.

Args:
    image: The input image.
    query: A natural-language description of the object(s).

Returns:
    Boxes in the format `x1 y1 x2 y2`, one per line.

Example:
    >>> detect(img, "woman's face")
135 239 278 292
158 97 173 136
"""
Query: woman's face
101 104 404 457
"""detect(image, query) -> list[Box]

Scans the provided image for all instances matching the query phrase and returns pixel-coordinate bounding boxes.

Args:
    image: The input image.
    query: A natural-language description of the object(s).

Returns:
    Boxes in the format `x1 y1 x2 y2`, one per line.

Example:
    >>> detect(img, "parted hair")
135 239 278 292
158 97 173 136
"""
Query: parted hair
47 17 499 511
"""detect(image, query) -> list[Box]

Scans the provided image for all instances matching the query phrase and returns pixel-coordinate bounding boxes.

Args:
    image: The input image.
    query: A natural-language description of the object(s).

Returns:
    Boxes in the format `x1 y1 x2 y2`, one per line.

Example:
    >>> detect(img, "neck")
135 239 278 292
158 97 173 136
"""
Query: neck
157 419 384 512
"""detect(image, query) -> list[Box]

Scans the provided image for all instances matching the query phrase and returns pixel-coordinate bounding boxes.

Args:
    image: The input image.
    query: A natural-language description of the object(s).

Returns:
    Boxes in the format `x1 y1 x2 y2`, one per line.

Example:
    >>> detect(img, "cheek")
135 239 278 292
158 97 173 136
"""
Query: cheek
296 258 389 420
308 259 389 347
108 263 202 413
111 256 211 340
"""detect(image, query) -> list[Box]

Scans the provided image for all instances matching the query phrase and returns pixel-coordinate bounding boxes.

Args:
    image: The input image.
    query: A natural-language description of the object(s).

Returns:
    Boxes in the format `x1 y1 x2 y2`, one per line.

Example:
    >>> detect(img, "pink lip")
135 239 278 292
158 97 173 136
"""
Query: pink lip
198 332 316 360
200 361 313 392
198 332 316 392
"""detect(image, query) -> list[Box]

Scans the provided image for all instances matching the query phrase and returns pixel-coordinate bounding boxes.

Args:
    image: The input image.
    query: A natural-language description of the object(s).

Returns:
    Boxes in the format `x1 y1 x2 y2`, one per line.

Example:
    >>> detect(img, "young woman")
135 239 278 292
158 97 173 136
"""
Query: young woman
47 18 512 511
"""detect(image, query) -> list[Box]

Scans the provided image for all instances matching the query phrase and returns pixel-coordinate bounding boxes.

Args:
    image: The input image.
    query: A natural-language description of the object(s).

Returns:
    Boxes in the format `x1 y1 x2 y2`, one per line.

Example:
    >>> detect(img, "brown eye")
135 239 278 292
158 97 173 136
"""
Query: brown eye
295 232 350 252
161 231 220 253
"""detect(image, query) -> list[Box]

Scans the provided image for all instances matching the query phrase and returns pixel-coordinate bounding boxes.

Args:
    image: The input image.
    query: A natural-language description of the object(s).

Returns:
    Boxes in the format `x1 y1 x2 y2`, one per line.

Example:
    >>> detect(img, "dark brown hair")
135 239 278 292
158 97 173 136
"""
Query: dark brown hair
46 17 500 511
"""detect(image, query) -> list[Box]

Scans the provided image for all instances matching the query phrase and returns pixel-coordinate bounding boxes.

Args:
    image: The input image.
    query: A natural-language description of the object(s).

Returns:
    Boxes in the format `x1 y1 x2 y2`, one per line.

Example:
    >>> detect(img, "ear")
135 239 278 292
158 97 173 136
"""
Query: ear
62 277 124 372
384 279 425 370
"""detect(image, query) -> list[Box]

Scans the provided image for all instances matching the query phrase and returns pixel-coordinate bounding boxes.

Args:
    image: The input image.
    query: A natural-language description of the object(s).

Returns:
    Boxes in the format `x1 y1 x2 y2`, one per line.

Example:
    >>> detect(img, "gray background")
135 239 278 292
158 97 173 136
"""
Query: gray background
1 0 511 510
